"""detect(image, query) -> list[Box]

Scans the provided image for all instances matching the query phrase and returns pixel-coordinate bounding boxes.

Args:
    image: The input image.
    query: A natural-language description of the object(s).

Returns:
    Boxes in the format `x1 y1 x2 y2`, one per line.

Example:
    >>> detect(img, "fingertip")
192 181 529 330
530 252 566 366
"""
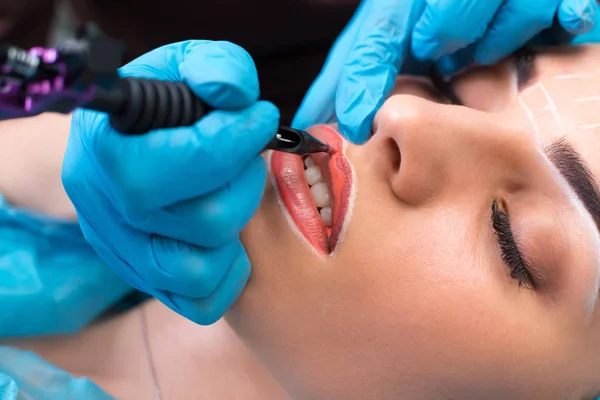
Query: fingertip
336 77 387 144
337 107 373 145
180 41 260 109
244 153 268 186
223 155 268 218
559 0 598 34
194 100 279 168
435 47 476 77
233 100 280 148
472 41 507 66
166 244 251 325
255 100 281 125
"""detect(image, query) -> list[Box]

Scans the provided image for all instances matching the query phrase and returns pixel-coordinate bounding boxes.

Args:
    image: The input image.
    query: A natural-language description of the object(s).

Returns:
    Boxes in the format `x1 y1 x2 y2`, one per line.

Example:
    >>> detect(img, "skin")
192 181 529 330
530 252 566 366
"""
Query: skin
231 44 600 400
2 46 600 399
0 113 75 220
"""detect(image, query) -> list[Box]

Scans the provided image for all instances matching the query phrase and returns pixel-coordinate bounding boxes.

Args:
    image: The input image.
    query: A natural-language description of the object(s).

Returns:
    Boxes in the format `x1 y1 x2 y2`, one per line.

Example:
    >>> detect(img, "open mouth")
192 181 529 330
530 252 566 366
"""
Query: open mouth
270 125 356 256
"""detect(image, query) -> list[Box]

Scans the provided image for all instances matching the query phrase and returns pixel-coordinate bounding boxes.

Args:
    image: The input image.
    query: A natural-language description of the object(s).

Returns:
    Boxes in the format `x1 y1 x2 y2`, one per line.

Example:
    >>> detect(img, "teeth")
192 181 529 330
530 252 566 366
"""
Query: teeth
304 157 334 226
304 157 315 169
320 207 333 226
305 165 324 186
310 182 331 208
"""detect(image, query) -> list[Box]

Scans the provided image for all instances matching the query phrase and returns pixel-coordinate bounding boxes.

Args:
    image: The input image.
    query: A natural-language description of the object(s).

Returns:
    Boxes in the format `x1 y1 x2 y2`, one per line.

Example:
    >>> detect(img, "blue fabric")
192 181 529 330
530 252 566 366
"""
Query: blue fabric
0 347 114 399
0 195 132 337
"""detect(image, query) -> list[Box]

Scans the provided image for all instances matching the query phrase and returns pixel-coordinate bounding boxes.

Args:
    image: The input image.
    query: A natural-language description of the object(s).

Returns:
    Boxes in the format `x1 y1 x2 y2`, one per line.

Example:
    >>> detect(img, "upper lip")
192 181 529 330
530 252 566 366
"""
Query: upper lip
270 125 355 256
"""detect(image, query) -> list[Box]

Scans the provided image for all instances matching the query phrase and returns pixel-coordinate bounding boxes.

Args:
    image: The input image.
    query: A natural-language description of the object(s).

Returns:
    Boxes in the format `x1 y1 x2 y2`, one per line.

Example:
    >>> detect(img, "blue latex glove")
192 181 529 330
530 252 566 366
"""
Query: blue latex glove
62 41 279 325
0 194 132 337
572 8 600 43
293 0 599 144
0 346 114 399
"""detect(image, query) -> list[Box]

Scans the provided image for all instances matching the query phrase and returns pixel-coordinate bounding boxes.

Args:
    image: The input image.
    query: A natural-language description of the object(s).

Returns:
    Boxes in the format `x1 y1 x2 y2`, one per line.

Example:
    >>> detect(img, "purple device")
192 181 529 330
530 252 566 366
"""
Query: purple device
0 23 329 154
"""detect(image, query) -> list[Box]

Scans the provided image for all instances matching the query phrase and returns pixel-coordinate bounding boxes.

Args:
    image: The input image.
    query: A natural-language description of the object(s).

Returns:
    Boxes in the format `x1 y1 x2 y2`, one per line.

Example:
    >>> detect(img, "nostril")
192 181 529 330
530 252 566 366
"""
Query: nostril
386 137 401 173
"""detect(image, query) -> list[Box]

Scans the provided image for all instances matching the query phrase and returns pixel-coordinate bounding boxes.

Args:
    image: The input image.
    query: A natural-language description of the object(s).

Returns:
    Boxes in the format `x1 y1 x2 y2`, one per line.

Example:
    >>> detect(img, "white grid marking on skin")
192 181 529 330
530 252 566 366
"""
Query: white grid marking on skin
521 81 542 95
554 73 599 80
581 123 600 130
518 96 540 139
537 82 565 132
572 95 600 103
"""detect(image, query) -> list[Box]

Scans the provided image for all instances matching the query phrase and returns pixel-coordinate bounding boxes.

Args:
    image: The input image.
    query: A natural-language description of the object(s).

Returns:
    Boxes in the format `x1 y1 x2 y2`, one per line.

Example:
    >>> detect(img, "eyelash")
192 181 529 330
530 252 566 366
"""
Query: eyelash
491 198 534 289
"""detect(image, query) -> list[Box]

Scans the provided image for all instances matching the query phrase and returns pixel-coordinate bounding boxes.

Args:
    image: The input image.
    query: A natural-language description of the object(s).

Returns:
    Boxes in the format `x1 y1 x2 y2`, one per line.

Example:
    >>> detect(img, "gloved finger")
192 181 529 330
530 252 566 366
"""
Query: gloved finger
435 44 477 78
91 100 278 211
72 197 233 300
124 156 267 248
412 0 503 61
336 0 426 144
292 0 369 130
473 0 559 65
159 242 251 325
558 0 598 34
120 40 260 109
145 237 240 298
77 203 245 315
571 15 600 43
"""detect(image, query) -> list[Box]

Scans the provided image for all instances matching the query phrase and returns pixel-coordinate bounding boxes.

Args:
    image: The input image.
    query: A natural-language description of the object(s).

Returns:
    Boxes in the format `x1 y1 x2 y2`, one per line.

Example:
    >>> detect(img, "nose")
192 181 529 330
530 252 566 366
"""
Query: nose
363 95 540 206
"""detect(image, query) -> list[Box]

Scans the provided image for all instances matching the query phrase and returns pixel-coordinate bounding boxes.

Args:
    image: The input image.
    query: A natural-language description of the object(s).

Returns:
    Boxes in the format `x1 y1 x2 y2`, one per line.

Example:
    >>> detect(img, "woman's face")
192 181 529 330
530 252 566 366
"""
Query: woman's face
230 45 600 400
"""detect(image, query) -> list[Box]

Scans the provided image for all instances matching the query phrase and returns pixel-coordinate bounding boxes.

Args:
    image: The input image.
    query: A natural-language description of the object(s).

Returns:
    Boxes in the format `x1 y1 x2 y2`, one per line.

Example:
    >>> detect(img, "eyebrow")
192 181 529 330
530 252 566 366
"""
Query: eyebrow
514 48 535 89
545 139 600 232
430 67 463 105
432 52 600 230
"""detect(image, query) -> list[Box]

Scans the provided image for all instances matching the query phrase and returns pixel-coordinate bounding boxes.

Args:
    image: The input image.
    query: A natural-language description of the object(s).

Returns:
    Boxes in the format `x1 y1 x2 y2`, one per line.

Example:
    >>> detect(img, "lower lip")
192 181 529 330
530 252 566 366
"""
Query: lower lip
270 125 355 256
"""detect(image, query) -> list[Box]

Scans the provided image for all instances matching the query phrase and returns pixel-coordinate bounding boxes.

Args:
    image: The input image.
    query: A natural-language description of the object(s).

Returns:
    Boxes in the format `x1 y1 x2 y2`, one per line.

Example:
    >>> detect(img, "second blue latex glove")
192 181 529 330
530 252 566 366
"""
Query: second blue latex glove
293 0 598 144
62 41 279 325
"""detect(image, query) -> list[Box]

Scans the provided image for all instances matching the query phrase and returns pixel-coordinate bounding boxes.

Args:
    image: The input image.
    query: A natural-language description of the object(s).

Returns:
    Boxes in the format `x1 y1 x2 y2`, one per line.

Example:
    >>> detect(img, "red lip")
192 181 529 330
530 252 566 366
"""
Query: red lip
270 125 355 256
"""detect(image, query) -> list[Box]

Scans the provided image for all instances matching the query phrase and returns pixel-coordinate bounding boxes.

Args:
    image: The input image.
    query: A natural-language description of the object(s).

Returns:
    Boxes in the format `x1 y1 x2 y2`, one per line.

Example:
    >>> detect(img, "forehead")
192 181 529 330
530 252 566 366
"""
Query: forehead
515 45 600 186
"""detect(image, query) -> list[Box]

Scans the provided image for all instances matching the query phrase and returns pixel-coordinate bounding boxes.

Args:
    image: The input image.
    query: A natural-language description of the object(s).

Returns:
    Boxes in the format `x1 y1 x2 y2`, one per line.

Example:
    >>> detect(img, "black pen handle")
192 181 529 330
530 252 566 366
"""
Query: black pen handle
89 77 210 134
92 77 285 151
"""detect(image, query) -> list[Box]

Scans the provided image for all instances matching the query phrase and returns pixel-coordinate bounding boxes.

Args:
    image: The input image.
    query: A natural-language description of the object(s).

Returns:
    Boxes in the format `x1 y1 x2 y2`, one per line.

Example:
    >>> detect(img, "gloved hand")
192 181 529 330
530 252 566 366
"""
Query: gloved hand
62 41 279 325
293 0 599 144
0 346 114 399
0 194 132 337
